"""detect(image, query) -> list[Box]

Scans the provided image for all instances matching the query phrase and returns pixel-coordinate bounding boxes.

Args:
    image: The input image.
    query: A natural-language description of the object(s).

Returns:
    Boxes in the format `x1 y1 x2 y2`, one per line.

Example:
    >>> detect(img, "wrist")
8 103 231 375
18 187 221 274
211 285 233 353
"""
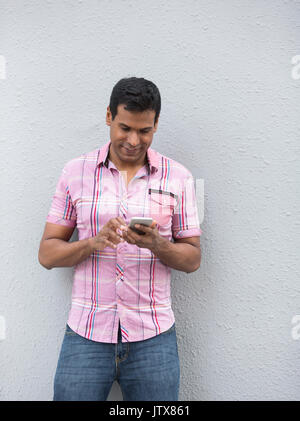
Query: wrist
88 236 96 253
150 235 166 255
88 234 107 252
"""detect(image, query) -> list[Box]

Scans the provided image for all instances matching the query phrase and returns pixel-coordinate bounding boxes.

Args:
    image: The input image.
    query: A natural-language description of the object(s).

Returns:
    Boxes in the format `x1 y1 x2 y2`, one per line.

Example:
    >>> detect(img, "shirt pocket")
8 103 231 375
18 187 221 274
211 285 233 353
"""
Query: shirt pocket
148 188 177 227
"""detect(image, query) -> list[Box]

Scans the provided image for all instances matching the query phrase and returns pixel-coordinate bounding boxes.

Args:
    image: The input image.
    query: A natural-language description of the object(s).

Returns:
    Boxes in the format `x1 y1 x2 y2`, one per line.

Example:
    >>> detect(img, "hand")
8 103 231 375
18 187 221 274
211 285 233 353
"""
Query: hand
90 217 127 251
122 220 162 251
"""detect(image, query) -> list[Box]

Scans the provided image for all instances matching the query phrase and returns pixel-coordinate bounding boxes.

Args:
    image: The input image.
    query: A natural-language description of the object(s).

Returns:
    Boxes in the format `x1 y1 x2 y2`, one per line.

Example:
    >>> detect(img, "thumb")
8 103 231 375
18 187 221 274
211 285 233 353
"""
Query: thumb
151 220 157 229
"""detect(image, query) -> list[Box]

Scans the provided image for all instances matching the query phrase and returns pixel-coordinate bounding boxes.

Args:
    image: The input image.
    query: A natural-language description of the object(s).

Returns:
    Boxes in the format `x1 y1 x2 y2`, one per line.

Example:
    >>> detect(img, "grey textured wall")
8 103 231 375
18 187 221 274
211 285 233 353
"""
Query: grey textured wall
1 0 299 401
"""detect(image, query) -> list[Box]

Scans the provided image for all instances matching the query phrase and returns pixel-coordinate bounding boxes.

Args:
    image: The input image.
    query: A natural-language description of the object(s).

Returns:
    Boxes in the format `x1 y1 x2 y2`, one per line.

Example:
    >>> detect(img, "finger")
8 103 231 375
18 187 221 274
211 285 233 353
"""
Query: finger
110 217 127 232
119 224 128 233
133 224 151 234
104 239 117 249
134 220 157 232
121 230 128 241
121 231 130 242
109 230 125 243
110 220 128 237
128 227 142 238
125 230 138 243
116 217 127 228
116 227 126 238
125 229 135 240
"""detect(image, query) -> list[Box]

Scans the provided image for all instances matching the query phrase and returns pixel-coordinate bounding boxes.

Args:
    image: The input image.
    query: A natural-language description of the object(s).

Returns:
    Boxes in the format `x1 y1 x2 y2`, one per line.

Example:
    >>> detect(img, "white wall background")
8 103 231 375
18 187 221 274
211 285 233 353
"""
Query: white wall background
0 0 299 401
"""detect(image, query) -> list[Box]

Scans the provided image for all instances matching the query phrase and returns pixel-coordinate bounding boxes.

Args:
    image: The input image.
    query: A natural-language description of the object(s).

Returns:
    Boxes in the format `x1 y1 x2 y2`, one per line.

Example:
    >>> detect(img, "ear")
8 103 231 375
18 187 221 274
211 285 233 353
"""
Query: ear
153 115 159 132
106 106 112 126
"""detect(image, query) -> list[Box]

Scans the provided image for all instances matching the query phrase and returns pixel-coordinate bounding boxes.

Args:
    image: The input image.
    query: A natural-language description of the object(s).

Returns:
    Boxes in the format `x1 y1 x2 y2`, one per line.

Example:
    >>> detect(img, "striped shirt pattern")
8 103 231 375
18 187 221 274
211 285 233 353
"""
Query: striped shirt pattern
46 140 202 343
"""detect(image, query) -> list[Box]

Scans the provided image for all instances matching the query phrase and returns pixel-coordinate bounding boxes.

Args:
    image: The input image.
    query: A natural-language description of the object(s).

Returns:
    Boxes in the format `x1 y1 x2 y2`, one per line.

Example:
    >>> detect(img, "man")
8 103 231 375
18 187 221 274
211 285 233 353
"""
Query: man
38 77 202 401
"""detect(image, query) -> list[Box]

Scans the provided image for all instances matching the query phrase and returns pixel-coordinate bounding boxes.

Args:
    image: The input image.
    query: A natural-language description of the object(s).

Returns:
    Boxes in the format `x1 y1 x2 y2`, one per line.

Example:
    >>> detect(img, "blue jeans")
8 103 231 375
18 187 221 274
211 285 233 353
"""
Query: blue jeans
53 322 180 401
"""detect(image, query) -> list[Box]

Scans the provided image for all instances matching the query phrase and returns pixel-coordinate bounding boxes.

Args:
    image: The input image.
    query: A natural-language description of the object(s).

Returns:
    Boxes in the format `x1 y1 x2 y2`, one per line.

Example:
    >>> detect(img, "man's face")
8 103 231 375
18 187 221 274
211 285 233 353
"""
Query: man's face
106 104 159 166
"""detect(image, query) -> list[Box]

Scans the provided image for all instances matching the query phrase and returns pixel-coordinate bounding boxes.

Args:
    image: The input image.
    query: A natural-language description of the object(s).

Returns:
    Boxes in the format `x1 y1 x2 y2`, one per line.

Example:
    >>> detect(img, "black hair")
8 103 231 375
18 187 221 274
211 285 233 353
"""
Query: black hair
109 77 161 125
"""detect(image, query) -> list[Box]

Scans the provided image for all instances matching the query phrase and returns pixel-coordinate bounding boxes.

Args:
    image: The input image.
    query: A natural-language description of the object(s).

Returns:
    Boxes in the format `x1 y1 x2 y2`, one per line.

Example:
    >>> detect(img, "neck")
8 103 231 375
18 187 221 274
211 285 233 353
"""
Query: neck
108 144 148 172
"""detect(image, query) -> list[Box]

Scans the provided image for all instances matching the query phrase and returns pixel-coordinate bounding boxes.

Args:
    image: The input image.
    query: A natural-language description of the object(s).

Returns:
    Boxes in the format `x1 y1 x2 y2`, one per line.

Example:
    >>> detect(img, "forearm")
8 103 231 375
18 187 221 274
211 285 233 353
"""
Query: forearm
149 237 201 273
39 237 94 270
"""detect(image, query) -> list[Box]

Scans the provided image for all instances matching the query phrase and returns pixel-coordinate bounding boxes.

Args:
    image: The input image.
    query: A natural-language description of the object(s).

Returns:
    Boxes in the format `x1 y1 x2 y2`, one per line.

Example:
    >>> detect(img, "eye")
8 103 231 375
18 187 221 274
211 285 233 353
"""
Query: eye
122 127 130 131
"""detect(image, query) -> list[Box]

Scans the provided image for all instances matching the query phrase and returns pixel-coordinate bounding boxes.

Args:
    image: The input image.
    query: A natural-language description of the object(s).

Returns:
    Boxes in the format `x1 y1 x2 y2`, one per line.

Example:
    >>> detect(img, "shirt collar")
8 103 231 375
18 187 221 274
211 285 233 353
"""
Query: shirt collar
96 140 159 173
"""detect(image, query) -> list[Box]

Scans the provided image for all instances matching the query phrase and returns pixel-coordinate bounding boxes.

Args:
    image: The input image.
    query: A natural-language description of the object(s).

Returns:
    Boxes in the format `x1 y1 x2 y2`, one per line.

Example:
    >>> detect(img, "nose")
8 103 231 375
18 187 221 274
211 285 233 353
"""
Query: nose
127 132 140 148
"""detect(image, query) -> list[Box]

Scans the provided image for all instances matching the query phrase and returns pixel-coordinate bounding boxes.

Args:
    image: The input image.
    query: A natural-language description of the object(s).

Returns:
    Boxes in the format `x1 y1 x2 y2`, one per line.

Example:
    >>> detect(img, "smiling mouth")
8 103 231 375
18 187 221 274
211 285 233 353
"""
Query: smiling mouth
123 147 140 153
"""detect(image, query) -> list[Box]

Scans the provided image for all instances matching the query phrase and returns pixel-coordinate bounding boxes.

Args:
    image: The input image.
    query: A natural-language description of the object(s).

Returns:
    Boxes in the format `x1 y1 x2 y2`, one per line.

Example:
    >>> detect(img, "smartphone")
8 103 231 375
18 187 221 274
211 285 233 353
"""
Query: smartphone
129 217 153 235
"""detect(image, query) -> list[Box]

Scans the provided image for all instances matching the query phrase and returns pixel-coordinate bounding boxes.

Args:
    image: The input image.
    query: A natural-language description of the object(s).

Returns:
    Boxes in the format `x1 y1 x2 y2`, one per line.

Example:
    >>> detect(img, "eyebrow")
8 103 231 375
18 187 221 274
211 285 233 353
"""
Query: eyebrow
119 123 153 130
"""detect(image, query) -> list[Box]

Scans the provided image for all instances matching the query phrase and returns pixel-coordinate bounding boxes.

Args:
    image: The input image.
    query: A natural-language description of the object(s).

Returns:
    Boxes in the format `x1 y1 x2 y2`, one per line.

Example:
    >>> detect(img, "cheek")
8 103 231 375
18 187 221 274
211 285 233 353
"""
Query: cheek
111 127 126 141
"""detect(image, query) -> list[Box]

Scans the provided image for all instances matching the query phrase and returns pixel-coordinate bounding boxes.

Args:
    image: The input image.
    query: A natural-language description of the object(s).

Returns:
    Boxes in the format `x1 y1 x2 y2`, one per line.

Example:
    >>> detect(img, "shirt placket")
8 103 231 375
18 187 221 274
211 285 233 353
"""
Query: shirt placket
115 170 128 341
115 167 148 342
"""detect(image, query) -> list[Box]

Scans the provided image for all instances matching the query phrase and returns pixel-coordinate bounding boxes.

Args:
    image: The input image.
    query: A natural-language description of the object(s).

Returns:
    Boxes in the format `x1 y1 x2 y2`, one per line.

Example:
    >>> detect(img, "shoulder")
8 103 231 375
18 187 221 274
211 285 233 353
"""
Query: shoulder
154 149 193 181
62 147 100 175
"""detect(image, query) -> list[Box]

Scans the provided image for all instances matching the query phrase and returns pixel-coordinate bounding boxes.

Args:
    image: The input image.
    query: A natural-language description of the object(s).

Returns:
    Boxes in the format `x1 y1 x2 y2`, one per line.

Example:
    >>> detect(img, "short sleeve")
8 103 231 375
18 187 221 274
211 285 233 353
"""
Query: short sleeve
46 164 77 227
172 172 202 239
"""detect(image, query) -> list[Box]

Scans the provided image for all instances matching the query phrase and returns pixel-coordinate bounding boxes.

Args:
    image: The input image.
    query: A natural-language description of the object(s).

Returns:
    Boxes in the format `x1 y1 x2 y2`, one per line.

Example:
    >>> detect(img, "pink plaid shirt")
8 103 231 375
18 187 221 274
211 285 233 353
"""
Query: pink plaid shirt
46 140 202 343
